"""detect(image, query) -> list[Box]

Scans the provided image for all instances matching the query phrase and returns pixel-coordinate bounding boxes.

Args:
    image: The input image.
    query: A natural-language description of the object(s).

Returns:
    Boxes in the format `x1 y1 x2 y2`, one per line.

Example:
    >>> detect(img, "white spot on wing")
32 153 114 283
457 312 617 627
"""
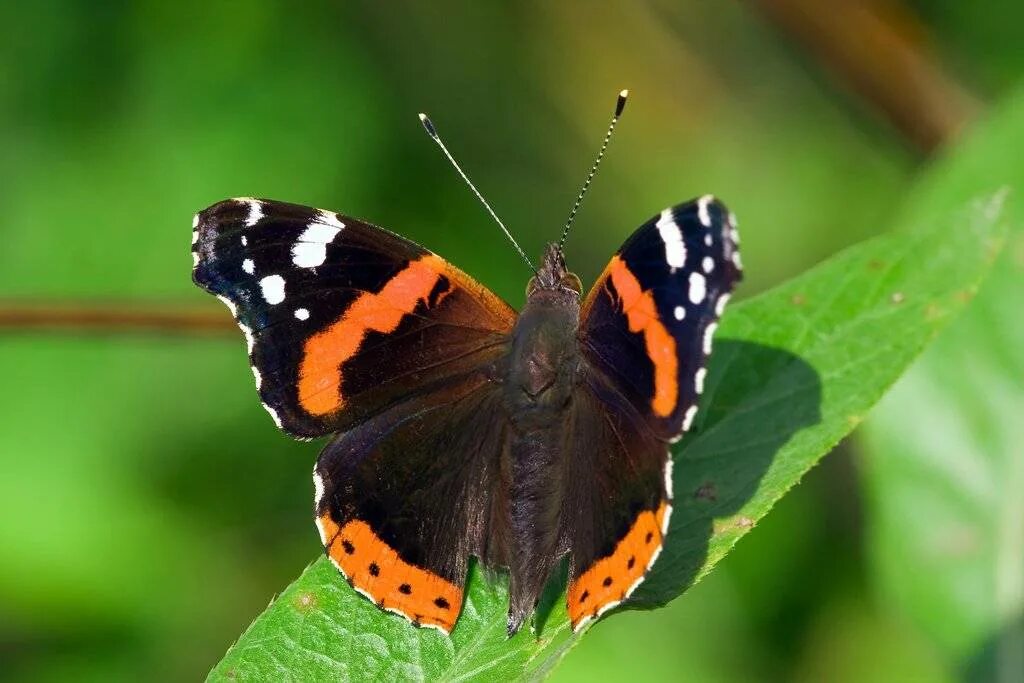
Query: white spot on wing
294 308 310 321
241 235 248 247
655 209 686 270
697 195 714 227
242 258 255 274
251 365 262 389
242 325 255 354
695 367 707 394
663 456 674 499
316 209 346 230
683 405 698 432
292 220 343 268
704 233 712 247
313 469 325 508
715 293 731 317
191 251 199 268
688 272 706 304
703 322 718 355
259 274 286 305
702 256 714 273
674 305 685 321
263 403 283 428
242 198 264 227
192 213 200 230
732 251 743 270
191 229 199 245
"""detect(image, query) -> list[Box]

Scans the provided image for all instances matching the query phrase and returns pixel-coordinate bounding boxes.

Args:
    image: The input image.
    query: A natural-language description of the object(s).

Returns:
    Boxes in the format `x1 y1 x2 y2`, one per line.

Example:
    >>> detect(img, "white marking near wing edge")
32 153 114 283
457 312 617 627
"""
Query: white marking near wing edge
192 213 200 230
655 209 686 269
215 295 238 318
263 403 284 429
251 365 262 389
674 306 685 321
242 258 255 274
663 456 674 499
313 468 325 508
292 219 343 268
259 274 286 305
702 256 714 273
697 194 714 227
682 405 698 432
715 293 731 317
294 308 310 321
695 367 707 394
703 322 717 355
688 272 706 304
241 198 263 227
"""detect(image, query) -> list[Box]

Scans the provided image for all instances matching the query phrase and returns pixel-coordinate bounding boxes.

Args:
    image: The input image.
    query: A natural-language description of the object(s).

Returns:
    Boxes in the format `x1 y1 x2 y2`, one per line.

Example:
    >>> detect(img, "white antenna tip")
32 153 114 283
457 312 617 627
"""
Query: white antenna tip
418 112 427 121
619 89 629 98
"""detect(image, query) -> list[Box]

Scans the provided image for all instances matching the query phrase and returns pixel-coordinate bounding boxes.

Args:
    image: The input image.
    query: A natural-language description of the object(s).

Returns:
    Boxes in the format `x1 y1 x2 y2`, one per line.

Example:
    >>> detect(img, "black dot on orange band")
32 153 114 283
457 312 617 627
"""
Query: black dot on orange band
602 576 613 587
434 597 450 609
368 562 380 576
579 590 590 603
645 532 653 543
627 556 636 569
399 584 412 595
342 539 355 554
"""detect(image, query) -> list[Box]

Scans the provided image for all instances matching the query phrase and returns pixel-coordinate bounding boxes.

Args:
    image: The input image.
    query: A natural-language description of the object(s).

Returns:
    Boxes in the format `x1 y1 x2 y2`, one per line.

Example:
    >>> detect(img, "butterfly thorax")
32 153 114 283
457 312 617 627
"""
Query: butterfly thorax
506 245 581 426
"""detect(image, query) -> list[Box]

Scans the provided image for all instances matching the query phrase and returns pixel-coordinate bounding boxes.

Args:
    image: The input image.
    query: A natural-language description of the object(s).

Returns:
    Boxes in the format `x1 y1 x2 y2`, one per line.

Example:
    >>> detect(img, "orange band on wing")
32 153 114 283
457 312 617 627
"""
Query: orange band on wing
606 257 678 416
320 514 462 633
567 502 669 630
298 254 446 416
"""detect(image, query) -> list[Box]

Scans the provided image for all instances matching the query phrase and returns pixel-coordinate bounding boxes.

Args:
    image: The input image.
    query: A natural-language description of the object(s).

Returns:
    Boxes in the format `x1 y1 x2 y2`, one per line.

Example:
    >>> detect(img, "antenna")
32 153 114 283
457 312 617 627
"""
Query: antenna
418 113 537 275
557 89 629 249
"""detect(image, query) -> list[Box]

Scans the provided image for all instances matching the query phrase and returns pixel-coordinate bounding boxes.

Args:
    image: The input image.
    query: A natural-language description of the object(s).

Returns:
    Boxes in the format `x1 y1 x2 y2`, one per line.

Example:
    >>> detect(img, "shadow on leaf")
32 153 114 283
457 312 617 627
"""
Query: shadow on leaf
633 338 822 607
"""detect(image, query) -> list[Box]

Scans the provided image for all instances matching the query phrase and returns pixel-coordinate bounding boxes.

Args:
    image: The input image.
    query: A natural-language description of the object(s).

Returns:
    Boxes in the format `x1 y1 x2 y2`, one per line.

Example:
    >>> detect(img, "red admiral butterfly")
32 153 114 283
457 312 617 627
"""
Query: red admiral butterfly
192 92 741 635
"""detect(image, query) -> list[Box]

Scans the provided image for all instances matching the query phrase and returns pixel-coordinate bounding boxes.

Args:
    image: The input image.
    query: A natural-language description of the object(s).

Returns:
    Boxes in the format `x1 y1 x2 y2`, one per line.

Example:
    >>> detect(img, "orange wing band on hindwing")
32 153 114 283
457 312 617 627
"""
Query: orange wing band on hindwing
566 501 671 631
318 513 463 633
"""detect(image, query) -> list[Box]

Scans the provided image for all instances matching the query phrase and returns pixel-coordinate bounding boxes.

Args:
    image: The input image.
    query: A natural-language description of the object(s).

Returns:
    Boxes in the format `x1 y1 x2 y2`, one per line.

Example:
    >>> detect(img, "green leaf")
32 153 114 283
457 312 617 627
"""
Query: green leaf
208 90 1024 681
861 209 1024 678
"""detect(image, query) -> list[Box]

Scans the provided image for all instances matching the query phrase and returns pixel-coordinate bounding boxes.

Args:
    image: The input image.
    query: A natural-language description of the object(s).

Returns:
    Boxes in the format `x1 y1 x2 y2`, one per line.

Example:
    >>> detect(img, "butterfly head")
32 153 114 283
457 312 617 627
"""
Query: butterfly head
526 243 581 299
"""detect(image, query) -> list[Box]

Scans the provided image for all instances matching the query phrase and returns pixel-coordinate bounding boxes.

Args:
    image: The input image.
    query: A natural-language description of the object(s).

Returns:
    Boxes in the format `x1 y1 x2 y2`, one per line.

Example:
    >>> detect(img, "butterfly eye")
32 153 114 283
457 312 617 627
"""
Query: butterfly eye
559 272 582 294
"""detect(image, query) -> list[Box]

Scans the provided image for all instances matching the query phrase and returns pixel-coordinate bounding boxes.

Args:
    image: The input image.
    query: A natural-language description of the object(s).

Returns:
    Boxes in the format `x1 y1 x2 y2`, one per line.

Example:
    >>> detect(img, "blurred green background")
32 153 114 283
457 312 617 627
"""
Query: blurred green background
1 2 1021 681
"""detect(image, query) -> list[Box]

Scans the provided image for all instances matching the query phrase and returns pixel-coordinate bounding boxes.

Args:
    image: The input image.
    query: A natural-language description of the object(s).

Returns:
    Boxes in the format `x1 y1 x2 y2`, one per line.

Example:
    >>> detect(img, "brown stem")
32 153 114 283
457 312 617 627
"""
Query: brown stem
0 304 235 336
750 0 982 153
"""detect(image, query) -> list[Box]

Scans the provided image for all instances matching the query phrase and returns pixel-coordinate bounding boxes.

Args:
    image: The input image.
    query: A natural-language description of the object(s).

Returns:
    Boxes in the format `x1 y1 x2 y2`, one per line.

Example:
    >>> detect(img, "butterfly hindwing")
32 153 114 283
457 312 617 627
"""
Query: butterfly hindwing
561 370 672 631
314 372 509 633
192 198 516 438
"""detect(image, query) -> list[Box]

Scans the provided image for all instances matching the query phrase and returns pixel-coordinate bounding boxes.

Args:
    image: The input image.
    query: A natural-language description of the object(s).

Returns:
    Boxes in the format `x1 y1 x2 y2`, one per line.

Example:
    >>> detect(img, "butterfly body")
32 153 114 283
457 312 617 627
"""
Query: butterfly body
192 194 741 635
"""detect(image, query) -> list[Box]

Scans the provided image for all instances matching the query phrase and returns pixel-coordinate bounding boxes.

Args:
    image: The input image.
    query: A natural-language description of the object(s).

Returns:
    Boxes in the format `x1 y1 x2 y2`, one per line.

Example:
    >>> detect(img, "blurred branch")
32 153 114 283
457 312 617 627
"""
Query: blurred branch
750 0 982 153
0 303 234 336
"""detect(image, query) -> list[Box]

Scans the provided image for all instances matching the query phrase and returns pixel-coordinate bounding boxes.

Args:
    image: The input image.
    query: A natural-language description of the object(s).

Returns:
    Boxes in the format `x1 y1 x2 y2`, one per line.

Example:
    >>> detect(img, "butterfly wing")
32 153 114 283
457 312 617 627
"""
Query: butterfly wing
314 372 509 633
192 198 515 438
193 197 518 633
564 196 742 629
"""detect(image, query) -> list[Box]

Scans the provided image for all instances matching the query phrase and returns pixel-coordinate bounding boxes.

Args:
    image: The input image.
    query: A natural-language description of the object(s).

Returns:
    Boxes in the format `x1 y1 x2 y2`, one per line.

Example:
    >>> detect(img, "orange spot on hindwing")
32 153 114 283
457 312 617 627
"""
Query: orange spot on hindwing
298 254 446 416
320 514 462 633
566 502 670 630
606 257 678 416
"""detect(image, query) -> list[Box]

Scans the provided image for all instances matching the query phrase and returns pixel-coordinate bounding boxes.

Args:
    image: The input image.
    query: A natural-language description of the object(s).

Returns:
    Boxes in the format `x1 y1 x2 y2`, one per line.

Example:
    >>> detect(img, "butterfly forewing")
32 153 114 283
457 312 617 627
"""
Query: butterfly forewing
192 198 516 438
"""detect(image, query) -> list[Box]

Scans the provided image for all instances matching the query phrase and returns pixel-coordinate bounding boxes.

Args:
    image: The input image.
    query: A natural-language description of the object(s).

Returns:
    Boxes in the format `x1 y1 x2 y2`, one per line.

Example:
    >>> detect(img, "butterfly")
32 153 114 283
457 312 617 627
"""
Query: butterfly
191 92 742 635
